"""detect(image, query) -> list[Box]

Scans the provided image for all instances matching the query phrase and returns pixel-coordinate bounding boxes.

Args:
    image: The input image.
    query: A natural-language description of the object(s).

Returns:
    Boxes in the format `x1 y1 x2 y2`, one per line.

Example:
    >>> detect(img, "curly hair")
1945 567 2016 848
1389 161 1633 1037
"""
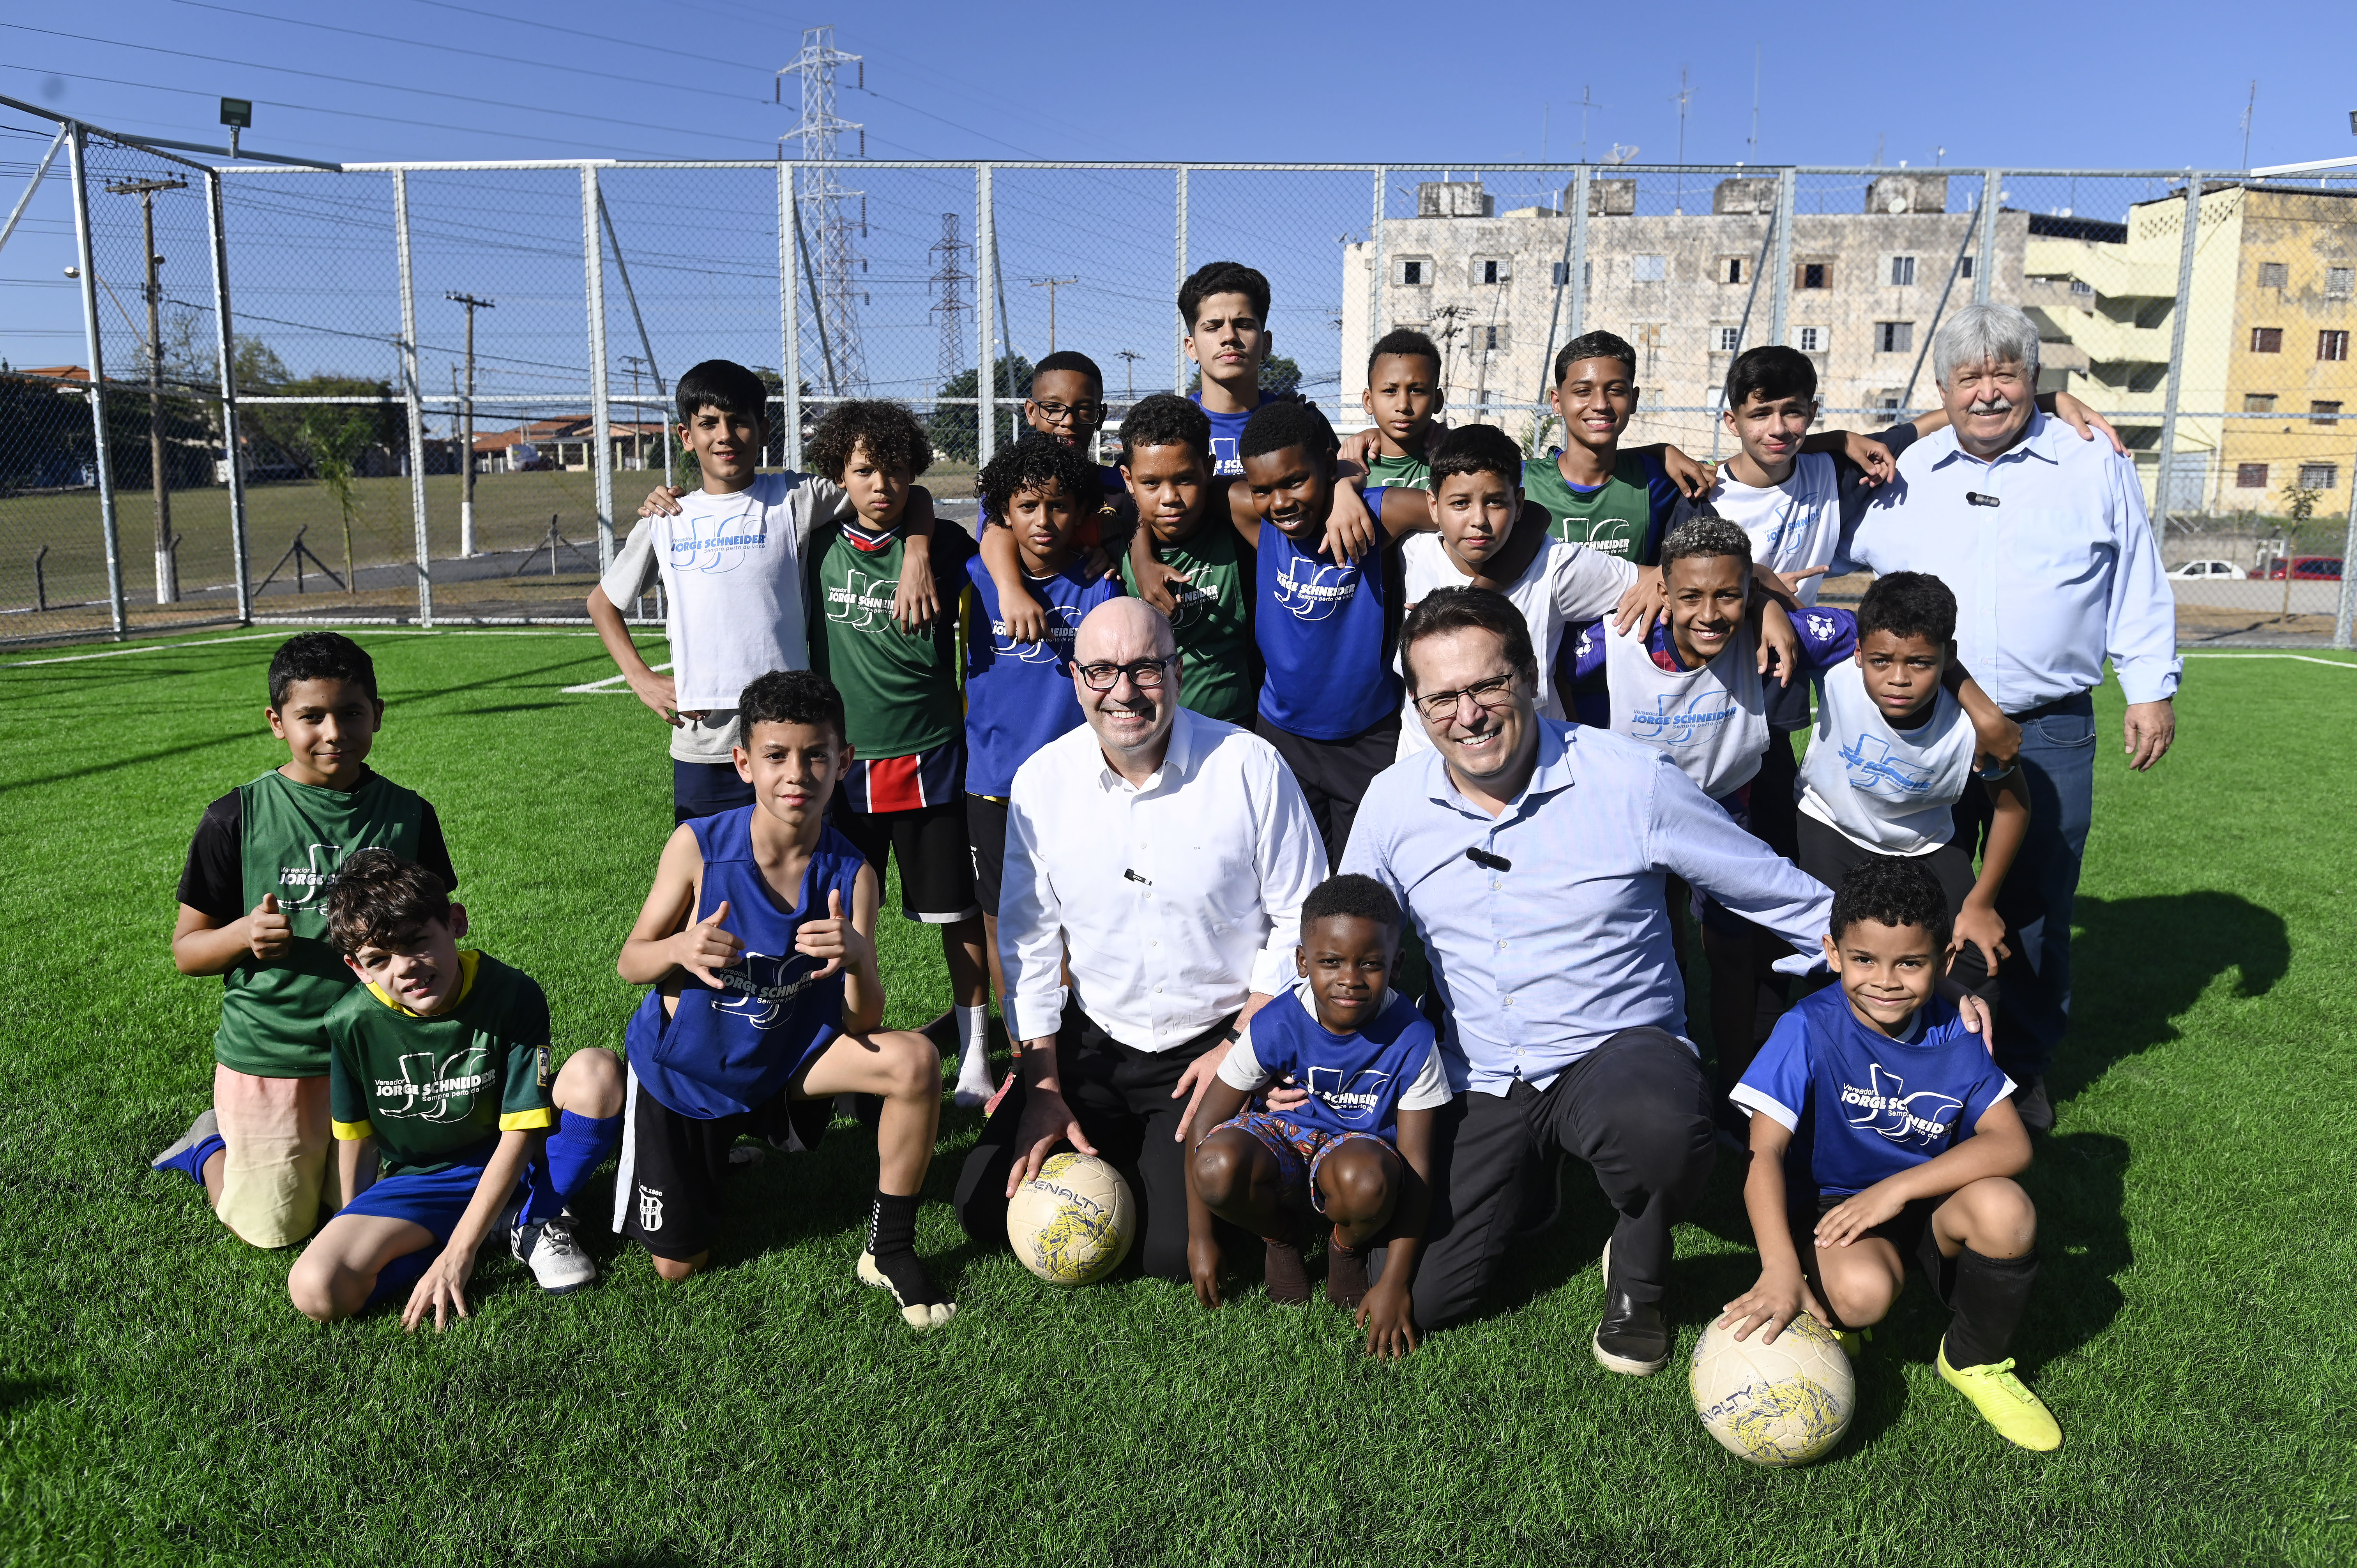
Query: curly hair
1118 393 1212 464
978 434 1105 526
323 848 451 956
1658 514 1753 571
1300 873 1404 938
1237 399 1337 464
806 398 933 483
1858 571 1958 648
736 669 846 749
1830 855 1953 950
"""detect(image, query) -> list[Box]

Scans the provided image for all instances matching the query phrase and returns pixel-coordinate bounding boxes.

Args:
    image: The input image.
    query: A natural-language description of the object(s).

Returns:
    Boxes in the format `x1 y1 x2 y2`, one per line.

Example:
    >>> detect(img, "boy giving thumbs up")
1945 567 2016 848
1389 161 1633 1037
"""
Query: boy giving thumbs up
613 669 955 1329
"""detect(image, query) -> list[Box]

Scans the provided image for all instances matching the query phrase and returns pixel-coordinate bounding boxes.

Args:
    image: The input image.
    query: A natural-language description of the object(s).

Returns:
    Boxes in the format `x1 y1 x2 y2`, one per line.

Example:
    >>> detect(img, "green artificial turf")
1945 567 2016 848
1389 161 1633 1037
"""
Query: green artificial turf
1 633 2350 1567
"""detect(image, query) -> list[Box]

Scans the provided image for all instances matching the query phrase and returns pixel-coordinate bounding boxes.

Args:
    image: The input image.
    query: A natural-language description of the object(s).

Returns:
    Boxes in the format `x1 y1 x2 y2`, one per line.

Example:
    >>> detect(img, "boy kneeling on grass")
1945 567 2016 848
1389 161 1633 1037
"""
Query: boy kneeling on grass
615 670 955 1329
1722 855 2058 1451
1186 874 1446 1358
289 850 624 1329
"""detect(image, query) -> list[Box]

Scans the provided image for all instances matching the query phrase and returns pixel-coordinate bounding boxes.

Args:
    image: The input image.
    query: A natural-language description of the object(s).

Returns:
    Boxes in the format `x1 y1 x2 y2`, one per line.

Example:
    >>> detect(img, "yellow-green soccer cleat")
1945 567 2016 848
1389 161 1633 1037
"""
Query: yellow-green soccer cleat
1832 1326 1870 1361
1937 1342 2061 1451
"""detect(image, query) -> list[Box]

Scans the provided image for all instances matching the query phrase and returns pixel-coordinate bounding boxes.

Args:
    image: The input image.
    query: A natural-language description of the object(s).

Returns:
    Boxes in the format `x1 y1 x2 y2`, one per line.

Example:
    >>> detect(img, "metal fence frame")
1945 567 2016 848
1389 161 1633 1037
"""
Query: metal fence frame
6 113 2355 646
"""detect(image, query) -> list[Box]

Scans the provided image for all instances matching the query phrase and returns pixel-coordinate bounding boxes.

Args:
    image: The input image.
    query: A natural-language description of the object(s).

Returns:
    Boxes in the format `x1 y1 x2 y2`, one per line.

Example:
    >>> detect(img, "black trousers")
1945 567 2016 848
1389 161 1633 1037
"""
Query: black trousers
954 1000 1238 1282
1795 814 1993 999
1394 1028 1715 1331
1254 711 1401 870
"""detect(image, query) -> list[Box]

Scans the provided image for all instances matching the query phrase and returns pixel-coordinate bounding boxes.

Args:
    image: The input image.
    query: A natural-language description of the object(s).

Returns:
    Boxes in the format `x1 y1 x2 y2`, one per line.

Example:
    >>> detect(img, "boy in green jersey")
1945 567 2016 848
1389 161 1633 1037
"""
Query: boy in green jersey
155 634 455 1250
801 400 990 1061
1523 330 1710 563
1339 328 1446 491
288 851 625 1328
1113 394 1258 725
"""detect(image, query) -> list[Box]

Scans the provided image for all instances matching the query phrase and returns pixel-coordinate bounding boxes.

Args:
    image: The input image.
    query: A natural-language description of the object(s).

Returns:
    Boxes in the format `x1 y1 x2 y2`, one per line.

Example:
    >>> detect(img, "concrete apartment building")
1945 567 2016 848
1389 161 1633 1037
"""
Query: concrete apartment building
1340 173 2029 456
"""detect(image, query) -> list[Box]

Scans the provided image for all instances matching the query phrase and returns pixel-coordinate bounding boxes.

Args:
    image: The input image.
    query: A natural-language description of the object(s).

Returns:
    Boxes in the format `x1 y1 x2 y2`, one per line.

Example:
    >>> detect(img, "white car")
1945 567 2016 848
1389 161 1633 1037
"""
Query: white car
2168 559 2247 580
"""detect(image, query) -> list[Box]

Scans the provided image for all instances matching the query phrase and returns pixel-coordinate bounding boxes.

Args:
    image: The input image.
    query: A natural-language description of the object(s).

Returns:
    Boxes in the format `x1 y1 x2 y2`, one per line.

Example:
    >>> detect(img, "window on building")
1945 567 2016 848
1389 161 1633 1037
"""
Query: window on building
1889 255 1917 286
2314 401 2345 427
2251 327 2283 353
1481 323 1511 351
1396 256 1430 287
2257 261 2288 290
1633 254 1666 283
1876 321 1914 354
1716 327 1741 352
1798 261 1830 290
1717 256 1744 284
2236 463 2269 488
2297 462 2339 489
2244 393 2277 413
2070 278 2094 297
1797 326 1823 352
1959 256 1975 279
1473 257 1511 286
1551 261 1571 286
2321 330 2350 362
2330 267 2355 298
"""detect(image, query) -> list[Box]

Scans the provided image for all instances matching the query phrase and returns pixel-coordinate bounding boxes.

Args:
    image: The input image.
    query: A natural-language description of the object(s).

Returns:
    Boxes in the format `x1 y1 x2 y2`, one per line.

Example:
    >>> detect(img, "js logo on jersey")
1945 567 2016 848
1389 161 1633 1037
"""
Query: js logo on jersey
825 568 901 632
636 1184 665 1232
375 1045 496 1123
713 949 823 1029
277 842 344 907
1305 1065 1393 1127
1841 734 1934 795
1210 436 1240 476
1631 692 1735 745
993 605 1077 663
1164 579 1214 630
1275 557 1358 621
1840 1064 1962 1145
668 508 769 574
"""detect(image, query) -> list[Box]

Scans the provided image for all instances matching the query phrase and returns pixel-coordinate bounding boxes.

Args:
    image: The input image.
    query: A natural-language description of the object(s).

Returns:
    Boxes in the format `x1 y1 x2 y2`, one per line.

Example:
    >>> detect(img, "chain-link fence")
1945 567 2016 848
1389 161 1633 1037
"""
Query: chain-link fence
5 100 2355 646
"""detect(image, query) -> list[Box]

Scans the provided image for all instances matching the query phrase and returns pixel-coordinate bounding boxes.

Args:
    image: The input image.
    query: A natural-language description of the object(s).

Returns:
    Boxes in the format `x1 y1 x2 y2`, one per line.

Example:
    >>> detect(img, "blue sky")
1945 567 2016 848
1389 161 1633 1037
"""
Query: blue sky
6 0 2355 397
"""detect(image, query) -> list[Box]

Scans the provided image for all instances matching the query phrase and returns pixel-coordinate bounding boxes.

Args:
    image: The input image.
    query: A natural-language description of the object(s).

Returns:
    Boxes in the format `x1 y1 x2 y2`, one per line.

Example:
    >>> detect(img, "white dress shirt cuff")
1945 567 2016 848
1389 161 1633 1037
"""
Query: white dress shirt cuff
1006 985 1069 1044
1246 944 1293 1000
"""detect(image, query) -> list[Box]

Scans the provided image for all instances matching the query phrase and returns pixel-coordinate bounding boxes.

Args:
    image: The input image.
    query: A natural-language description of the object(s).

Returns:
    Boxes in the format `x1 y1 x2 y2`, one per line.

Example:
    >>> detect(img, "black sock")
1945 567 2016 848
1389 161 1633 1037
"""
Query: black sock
1942 1247 2038 1369
864 1191 944 1308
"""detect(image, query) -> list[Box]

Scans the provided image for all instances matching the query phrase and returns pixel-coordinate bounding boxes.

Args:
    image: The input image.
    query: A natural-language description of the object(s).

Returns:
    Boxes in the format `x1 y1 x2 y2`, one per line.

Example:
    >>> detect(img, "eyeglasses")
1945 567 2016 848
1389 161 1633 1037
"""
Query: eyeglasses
1411 673 1520 722
1030 400 1104 425
1077 657 1175 692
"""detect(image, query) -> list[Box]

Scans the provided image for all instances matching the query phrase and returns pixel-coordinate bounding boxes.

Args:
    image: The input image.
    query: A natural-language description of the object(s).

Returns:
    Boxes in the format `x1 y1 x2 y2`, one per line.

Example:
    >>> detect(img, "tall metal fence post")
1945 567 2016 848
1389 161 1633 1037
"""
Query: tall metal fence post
392 168 433 629
975 164 996 467
2154 175 2205 530
1974 168 2002 306
67 123 126 638
1565 166 1591 346
1367 167 1385 381
1173 166 1189 392
2333 448 2357 650
779 161 802 473
1770 166 1796 345
581 164 615 570
203 167 251 624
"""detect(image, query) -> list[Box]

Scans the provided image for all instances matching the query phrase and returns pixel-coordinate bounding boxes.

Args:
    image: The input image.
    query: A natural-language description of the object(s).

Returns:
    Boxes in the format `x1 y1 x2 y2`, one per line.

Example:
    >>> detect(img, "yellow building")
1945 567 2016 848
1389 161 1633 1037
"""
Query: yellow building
2023 182 2357 519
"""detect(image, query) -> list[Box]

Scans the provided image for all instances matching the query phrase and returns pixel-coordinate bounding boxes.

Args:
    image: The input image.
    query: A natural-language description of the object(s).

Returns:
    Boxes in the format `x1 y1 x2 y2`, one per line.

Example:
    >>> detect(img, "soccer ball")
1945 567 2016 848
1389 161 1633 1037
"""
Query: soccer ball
1689 1313 1856 1466
1005 1152 1135 1286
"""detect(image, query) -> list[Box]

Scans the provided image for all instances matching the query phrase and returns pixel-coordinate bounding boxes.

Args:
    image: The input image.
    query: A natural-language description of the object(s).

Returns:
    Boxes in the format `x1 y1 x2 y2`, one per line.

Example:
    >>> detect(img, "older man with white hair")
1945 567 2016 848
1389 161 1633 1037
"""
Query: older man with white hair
1836 301 2180 1130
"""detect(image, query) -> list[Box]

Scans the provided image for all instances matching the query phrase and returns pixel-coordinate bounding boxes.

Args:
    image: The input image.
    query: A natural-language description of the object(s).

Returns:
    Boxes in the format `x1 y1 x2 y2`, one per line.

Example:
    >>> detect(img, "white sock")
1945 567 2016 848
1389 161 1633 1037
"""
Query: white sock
954 1005 991 1086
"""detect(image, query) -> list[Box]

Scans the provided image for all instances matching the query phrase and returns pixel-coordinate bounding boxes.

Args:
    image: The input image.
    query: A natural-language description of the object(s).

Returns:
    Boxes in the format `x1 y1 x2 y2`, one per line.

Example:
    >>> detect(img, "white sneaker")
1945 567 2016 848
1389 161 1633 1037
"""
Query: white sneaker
510 1209 597 1294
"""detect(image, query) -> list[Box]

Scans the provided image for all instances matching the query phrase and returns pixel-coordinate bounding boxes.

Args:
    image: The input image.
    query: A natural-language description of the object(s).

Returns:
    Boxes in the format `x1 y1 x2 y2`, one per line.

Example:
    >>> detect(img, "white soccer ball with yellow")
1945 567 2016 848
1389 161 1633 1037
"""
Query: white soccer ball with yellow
1005 1152 1135 1285
1689 1312 1857 1466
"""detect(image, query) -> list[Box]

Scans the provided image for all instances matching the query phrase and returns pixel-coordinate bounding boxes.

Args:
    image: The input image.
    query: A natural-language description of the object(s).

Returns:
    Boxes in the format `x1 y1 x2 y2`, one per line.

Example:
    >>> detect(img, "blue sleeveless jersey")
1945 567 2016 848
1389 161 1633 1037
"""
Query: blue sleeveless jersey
1254 517 1399 740
962 553 1124 796
1249 988 1436 1141
625 810 866 1119
1190 390 1261 478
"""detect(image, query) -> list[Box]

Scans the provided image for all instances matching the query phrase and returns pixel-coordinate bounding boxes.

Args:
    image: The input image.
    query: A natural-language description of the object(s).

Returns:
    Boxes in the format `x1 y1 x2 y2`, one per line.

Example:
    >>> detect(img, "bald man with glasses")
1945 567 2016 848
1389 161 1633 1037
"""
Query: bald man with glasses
953 599 1328 1281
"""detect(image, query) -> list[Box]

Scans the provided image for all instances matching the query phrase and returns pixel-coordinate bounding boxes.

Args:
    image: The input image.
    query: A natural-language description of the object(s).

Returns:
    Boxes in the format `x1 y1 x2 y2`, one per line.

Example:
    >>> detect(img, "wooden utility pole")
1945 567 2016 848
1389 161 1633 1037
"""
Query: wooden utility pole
623 354 654 472
1029 276 1077 354
445 291 494 556
107 174 188 604
1113 348 1141 406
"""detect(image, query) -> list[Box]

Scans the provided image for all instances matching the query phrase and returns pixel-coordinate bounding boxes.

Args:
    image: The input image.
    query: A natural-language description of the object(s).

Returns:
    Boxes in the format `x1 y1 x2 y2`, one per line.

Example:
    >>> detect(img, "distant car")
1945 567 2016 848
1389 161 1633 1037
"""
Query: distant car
2168 559 2247 579
2262 556 2344 581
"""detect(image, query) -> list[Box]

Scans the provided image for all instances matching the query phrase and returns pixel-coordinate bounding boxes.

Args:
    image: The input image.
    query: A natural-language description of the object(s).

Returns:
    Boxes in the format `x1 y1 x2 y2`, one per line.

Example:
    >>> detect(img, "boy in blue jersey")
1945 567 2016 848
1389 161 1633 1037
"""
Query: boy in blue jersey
1181 261 1279 478
1187 874 1446 1358
615 670 955 1328
287 850 625 1327
1723 856 2057 1451
959 435 1125 1104
974 353 1129 639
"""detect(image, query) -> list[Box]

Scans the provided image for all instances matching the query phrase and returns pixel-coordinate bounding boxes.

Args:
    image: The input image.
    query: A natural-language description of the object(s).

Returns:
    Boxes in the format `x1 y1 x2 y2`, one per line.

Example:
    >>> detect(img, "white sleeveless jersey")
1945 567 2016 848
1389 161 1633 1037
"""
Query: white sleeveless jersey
1797 660 1975 855
1602 620 1768 800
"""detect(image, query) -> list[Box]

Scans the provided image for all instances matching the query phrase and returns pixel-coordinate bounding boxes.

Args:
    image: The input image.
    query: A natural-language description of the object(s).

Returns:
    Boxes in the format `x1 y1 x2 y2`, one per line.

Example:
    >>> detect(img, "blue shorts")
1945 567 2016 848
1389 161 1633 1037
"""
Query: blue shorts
341 1164 517 1248
1217 1111 1393 1217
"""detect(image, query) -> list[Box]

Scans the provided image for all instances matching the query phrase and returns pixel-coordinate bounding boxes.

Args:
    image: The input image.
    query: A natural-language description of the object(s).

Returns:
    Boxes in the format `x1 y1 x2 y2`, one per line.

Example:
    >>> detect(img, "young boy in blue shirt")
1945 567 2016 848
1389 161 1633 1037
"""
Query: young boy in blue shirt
959 435 1125 1104
1723 855 2057 1451
615 670 954 1329
1187 874 1447 1358
286 850 624 1327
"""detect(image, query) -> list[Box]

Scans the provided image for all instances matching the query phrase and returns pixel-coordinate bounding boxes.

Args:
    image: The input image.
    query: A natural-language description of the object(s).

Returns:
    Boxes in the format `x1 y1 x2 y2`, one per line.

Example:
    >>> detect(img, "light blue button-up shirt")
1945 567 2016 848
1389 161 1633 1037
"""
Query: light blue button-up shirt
1341 720 1834 1097
1836 411 2182 711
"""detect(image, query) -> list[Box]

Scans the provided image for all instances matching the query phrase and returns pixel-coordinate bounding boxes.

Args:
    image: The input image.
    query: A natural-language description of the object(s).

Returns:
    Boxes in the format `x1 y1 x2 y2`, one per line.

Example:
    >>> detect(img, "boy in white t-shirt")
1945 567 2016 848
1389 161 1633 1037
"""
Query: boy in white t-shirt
587 360 944 823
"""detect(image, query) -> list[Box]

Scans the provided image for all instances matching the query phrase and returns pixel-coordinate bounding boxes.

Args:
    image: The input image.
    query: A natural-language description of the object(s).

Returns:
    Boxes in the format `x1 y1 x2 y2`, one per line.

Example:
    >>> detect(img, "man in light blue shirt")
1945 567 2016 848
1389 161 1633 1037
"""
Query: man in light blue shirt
1838 302 2181 1128
1342 588 1838 1374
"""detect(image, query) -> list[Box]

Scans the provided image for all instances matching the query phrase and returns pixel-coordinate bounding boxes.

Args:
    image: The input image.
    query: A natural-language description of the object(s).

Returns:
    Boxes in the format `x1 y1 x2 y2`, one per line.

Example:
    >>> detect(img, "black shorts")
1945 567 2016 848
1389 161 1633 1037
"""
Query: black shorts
831 798 980 923
673 759 754 824
1255 710 1401 867
966 793 1009 918
1789 1190 1957 1312
1794 814 1993 998
611 1065 831 1261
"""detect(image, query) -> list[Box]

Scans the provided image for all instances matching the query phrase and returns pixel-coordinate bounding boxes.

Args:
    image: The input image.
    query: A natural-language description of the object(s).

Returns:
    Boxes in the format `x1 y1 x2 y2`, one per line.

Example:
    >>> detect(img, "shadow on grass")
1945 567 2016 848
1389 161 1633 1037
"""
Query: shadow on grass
0 1376 67 1410
2058 890 2288 1108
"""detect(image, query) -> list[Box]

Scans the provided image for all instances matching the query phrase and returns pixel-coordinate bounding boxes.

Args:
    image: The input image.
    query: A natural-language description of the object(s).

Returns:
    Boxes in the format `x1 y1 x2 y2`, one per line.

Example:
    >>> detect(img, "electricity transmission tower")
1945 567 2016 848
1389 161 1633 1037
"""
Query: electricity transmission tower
928 212 969 392
778 25 869 396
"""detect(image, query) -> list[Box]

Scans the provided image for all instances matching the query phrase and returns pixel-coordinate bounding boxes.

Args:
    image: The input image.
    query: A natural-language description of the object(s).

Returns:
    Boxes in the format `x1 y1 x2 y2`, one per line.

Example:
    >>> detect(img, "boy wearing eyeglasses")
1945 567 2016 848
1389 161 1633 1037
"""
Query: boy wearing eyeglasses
976 354 1127 645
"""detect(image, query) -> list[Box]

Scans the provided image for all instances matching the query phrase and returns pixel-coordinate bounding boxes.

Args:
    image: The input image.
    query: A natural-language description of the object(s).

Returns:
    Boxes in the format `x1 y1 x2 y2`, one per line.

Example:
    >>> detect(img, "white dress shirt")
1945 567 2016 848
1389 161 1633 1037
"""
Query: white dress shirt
1836 412 2182 711
998 706 1329 1049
